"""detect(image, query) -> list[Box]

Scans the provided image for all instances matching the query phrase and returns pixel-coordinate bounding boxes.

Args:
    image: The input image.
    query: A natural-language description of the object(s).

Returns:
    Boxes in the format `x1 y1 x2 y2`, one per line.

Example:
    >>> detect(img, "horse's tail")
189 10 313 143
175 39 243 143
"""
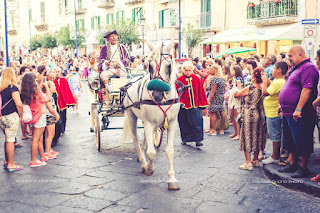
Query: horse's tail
120 111 131 148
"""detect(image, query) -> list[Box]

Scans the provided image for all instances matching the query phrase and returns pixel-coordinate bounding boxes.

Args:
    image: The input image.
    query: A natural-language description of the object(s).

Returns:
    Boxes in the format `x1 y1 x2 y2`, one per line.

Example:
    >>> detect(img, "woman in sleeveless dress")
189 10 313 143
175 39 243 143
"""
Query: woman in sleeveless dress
234 68 266 171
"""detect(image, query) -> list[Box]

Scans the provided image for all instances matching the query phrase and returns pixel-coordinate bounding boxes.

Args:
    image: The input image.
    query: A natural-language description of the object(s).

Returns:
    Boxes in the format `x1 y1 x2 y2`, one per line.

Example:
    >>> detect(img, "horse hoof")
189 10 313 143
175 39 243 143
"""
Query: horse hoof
168 182 180 191
144 169 153 176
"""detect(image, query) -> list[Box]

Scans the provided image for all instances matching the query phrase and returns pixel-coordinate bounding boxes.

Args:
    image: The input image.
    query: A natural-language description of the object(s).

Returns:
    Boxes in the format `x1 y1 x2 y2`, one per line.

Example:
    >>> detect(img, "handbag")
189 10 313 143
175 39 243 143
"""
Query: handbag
22 104 33 124
237 92 264 127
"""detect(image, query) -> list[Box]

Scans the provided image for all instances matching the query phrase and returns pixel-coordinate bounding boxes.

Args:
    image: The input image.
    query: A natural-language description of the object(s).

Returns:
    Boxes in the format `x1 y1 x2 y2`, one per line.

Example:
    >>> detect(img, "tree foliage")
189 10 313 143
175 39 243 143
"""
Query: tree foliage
57 25 86 49
30 35 42 51
41 33 57 49
96 19 140 46
183 24 204 53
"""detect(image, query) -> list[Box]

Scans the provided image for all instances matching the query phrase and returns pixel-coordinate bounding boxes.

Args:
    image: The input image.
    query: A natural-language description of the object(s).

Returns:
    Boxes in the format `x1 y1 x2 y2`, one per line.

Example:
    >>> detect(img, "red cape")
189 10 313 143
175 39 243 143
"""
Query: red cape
175 74 208 109
54 77 76 110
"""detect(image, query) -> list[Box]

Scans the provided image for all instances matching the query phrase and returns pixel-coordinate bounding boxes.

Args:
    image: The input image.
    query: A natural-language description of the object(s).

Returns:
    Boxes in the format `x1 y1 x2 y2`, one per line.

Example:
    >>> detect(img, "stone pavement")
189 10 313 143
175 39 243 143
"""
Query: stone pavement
0 82 320 213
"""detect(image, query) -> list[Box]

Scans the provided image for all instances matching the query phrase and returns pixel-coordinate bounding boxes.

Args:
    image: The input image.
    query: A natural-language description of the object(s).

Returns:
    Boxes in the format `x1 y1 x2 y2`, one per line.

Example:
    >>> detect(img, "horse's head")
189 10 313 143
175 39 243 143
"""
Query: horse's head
145 40 177 102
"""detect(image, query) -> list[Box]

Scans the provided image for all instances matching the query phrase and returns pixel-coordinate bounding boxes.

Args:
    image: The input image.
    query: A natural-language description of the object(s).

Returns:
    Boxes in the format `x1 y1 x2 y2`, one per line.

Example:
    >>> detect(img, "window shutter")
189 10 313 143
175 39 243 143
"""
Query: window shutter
116 11 119 24
122 11 124 22
132 8 135 23
91 17 94 29
106 15 109 25
140 8 143 18
98 16 101 26
159 10 163 28
111 14 114 24
81 19 84 29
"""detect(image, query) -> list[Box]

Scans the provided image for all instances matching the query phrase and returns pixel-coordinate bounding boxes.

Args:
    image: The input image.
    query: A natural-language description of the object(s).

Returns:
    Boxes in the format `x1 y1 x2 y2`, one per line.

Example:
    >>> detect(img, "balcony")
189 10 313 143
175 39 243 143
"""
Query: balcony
98 0 115 9
247 0 298 26
8 27 17 36
35 19 48 31
76 8 87 15
126 0 145 5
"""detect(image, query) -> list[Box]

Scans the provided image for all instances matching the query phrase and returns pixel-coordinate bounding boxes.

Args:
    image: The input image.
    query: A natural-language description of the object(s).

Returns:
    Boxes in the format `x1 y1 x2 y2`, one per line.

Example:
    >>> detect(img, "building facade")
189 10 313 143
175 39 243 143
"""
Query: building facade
0 0 319 59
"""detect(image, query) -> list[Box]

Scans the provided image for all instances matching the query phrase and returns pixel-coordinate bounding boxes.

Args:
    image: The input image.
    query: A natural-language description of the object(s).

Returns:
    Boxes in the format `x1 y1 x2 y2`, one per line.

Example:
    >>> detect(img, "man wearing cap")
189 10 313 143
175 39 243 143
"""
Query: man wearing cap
98 30 130 86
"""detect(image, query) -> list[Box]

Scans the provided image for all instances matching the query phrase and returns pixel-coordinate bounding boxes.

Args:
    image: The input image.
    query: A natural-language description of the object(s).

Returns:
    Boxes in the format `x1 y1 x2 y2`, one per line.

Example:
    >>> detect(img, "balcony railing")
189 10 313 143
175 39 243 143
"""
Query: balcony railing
126 0 145 5
76 8 87 14
247 0 298 21
98 0 115 9
35 19 48 31
200 12 211 29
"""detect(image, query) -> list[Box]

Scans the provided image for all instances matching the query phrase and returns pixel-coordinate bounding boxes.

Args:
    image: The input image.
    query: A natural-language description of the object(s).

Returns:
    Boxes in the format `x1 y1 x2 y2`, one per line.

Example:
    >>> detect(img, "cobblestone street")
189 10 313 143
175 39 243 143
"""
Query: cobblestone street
1 82 320 213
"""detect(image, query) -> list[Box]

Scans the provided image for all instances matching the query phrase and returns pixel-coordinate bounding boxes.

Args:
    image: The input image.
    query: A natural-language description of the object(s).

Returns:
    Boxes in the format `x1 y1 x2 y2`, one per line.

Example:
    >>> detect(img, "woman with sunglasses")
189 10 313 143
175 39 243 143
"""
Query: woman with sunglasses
66 66 82 113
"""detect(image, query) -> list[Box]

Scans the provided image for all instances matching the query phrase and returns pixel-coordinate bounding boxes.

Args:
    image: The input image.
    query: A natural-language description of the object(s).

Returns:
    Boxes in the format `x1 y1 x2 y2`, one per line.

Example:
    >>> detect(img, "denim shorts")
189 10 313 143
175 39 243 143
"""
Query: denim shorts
266 116 281 141
33 114 46 128
282 116 316 156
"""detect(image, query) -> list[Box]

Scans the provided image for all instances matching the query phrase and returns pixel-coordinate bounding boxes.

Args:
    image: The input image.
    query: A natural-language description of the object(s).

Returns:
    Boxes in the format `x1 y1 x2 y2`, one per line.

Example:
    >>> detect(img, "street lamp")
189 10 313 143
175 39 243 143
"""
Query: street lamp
140 16 146 57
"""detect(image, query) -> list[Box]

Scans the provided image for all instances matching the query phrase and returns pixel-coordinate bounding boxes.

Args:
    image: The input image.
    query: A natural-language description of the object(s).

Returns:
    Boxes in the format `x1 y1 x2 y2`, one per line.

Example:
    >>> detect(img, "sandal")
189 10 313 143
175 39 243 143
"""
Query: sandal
203 129 211 133
208 131 217 136
7 165 23 173
229 133 237 138
310 174 320 182
278 159 289 166
231 135 240 140
22 136 31 140
14 142 23 148
3 161 17 168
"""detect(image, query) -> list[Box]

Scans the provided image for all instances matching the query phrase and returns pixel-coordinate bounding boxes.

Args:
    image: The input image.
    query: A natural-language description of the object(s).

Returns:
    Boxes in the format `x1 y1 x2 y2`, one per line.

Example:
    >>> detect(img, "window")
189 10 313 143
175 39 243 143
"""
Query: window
159 9 177 28
116 10 124 24
40 2 45 21
91 17 100 29
106 13 114 25
132 7 143 24
200 0 211 28
78 0 82 10
77 19 85 30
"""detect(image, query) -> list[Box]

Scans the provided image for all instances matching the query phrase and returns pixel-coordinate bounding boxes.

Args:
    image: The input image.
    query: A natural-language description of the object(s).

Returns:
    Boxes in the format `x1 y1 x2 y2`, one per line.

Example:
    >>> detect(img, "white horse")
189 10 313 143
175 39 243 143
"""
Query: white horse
121 41 180 190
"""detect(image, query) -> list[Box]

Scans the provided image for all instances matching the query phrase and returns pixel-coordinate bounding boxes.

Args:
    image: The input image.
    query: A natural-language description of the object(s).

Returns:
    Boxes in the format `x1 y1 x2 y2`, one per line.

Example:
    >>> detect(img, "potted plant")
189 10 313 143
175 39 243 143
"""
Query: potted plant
248 1 255 7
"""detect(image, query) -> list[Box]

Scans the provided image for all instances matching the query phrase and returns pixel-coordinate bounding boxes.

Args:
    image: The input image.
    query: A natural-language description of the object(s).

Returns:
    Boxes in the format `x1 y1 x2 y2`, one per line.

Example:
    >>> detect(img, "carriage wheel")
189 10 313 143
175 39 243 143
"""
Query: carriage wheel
154 128 164 148
94 109 101 152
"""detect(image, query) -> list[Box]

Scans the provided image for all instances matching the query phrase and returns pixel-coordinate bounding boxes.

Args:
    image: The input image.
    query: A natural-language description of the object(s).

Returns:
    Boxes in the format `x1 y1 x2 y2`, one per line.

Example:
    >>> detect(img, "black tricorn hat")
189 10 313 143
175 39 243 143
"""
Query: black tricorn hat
104 29 118 38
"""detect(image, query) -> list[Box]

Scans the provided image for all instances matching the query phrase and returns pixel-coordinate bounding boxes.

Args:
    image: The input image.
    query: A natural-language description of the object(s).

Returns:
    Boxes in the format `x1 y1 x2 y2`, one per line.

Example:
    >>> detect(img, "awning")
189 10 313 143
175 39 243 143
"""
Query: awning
200 23 303 44
215 47 257 58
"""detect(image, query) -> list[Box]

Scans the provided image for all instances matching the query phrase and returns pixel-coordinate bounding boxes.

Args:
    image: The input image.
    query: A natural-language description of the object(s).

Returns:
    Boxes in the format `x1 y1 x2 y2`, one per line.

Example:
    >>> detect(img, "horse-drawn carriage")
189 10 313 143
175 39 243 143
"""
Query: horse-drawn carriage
87 40 183 190
88 67 163 151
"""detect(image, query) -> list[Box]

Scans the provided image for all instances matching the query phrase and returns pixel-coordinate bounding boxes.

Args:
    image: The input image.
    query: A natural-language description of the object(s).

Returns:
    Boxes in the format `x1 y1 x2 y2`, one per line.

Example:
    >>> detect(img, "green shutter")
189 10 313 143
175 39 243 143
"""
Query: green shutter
106 14 109 25
132 8 135 23
91 17 94 29
207 0 210 12
98 16 101 26
65 0 67 6
140 7 143 18
111 14 114 24
81 19 84 29
122 10 124 22
159 10 163 28
116 11 119 24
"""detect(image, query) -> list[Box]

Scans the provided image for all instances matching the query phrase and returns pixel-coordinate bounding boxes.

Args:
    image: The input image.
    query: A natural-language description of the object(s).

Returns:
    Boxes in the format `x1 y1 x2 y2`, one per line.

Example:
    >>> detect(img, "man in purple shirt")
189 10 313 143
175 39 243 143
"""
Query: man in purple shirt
278 45 319 178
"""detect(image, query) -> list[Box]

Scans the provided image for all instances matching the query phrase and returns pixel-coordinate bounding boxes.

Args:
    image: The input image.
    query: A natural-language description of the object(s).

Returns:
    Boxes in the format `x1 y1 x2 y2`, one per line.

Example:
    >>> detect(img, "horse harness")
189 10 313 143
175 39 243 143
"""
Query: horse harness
121 43 181 129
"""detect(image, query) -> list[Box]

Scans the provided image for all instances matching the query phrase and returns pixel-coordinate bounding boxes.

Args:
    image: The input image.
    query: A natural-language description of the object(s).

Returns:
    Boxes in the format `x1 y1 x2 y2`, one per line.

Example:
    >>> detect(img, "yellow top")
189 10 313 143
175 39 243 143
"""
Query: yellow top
263 78 285 118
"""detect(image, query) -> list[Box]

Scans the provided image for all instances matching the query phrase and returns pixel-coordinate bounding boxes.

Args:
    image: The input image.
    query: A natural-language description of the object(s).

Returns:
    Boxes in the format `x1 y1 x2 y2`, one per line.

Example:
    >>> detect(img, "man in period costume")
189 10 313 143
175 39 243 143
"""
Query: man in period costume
98 29 130 85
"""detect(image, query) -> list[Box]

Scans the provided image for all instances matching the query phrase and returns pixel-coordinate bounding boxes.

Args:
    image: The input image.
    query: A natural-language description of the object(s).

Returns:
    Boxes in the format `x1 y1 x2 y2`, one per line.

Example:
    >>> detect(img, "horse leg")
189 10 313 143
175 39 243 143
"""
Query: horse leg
137 131 147 164
144 124 156 176
166 122 180 191
125 110 147 172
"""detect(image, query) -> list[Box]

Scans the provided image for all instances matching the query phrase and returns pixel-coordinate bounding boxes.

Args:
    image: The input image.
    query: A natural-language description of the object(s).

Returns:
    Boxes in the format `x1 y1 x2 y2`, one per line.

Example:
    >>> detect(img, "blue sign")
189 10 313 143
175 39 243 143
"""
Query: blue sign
302 19 319 25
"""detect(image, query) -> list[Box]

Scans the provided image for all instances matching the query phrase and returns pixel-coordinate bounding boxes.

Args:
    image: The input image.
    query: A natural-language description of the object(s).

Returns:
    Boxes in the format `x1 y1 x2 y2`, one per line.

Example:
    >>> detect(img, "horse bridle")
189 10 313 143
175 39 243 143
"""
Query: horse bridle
149 42 172 84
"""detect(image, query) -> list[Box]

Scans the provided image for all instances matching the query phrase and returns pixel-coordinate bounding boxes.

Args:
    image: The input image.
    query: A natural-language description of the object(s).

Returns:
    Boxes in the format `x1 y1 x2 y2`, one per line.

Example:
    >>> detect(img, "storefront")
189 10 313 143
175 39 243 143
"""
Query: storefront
200 23 303 57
